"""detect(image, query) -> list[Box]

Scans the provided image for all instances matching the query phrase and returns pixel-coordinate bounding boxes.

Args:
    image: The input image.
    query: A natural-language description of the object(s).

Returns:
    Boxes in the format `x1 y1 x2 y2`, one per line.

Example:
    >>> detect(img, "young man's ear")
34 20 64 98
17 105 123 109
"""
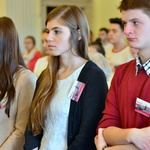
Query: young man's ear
78 29 81 40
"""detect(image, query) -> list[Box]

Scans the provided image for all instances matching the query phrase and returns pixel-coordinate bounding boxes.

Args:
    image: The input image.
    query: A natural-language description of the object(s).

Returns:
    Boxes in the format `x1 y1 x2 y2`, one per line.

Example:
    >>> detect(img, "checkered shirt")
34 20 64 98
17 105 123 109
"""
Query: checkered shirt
136 56 150 76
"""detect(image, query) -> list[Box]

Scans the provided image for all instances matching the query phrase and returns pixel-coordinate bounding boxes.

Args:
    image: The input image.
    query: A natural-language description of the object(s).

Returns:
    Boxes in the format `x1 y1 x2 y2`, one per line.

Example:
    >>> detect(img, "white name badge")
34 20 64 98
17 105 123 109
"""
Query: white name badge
135 98 150 118
68 81 85 102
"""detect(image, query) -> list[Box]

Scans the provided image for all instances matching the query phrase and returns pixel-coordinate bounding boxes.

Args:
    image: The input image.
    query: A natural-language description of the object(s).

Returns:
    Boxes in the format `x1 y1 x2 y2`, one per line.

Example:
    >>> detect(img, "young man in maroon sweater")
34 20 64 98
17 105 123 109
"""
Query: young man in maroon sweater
95 0 150 150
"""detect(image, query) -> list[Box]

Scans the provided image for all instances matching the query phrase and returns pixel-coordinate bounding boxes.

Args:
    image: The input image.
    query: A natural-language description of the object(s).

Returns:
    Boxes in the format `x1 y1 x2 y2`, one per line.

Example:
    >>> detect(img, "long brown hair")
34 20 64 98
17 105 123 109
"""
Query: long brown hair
29 5 90 135
0 17 25 117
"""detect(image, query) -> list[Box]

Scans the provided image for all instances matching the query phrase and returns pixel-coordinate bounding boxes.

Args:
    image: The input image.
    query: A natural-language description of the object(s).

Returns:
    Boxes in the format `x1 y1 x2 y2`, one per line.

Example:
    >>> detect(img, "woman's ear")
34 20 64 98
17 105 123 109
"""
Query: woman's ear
78 29 81 41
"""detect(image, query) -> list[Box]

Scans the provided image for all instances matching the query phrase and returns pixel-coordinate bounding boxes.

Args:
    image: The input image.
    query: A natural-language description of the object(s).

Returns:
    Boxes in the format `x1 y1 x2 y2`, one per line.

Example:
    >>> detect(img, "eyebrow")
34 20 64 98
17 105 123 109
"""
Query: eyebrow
109 28 117 31
122 18 140 22
46 27 62 31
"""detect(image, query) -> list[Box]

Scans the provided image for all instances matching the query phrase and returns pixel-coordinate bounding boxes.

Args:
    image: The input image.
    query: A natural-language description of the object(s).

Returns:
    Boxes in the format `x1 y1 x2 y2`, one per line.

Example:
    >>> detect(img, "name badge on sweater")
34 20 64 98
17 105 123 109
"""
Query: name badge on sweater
68 81 85 102
135 98 150 118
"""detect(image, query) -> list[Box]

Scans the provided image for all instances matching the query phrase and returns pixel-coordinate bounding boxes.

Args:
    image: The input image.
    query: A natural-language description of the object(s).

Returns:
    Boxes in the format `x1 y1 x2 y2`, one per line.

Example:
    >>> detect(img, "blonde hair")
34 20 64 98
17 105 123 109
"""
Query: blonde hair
29 5 90 135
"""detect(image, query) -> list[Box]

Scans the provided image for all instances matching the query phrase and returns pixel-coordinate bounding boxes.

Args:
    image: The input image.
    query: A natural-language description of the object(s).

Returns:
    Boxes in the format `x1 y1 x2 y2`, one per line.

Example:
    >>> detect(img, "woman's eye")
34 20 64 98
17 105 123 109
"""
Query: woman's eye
133 21 139 25
54 30 61 34
45 29 49 33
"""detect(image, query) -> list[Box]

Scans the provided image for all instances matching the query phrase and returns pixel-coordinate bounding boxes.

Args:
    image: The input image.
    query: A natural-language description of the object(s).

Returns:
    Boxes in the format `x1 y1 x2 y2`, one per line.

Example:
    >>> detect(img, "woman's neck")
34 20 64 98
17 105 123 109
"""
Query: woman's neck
58 51 87 80
59 56 86 70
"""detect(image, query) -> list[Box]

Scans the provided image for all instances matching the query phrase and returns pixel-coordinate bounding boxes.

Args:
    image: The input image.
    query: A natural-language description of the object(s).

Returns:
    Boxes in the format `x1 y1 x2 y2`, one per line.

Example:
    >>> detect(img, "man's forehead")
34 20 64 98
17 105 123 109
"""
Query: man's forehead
109 23 121 29
121 9 146 21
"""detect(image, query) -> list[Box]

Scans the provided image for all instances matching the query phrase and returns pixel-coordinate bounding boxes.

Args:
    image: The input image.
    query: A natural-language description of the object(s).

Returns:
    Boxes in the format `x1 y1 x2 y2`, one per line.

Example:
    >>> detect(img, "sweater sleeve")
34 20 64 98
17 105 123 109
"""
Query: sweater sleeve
0 72 37 150
24 130 43 150
68 69 108 150
97 69 121 129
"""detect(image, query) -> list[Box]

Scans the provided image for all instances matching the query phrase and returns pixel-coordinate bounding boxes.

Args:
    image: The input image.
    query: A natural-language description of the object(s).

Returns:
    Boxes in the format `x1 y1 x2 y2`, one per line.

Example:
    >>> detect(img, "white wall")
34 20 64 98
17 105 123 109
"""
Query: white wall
6 0 42 52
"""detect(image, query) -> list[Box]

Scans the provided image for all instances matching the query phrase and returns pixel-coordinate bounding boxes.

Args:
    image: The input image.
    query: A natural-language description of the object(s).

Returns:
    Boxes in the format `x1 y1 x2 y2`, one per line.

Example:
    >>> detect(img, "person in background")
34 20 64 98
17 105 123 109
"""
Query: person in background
88 41 112 85
24 5 108 150
91 39 106 57
107 18 133 72
23 36 42 71
34 30 50 77
96 0 150 149
0 17 37 150
98 28 113 57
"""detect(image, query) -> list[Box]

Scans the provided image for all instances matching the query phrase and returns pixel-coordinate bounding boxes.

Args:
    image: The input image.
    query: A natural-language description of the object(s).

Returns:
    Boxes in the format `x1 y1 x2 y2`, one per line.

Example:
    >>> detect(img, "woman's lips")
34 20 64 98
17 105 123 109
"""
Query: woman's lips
48 45 56 48
127 38 137 41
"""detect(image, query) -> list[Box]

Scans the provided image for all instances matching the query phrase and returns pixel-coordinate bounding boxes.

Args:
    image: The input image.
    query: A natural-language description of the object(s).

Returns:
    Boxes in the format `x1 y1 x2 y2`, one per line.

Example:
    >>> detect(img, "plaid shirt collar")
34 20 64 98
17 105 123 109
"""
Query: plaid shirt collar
136 56 150 76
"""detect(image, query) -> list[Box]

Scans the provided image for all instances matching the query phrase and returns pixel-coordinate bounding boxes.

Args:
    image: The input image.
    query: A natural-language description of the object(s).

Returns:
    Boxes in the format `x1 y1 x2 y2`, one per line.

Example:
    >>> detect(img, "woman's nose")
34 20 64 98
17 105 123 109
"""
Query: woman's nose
47 32 54 42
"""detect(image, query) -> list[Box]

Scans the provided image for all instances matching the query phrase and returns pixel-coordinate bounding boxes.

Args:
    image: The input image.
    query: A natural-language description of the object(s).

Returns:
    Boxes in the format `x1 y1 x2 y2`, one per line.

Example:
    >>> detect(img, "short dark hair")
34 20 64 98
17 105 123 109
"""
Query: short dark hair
25 36 36 45
109 18 124 31
118 0 150 16
99 28 109 34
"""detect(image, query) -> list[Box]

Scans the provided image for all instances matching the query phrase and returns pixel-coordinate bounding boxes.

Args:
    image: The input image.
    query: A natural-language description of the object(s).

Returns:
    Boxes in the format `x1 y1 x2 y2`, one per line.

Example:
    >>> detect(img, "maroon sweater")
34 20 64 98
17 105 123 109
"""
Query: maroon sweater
98 60 150 129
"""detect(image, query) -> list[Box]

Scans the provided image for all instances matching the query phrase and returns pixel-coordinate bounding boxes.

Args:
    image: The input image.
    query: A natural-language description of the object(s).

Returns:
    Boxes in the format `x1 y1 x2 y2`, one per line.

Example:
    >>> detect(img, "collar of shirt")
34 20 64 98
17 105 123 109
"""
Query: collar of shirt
136 56 150 76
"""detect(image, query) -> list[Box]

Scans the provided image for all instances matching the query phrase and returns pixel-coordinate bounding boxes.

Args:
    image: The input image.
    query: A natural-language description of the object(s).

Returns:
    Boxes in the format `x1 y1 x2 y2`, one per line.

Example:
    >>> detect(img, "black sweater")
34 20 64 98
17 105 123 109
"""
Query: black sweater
24 61 108 150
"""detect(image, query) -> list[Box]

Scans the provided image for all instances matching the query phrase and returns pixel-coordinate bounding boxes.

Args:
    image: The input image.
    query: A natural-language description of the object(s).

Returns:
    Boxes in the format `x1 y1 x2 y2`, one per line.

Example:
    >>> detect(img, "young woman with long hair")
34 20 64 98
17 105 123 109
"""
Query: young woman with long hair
0 17 37 150
25 5 108 150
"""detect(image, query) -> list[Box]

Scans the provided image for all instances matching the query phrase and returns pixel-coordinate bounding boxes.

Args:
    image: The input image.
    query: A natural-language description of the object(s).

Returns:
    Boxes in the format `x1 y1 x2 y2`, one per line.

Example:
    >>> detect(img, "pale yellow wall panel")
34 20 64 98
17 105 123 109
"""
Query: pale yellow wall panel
91 0 122 39
99 0 121 27
0 0 6 16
